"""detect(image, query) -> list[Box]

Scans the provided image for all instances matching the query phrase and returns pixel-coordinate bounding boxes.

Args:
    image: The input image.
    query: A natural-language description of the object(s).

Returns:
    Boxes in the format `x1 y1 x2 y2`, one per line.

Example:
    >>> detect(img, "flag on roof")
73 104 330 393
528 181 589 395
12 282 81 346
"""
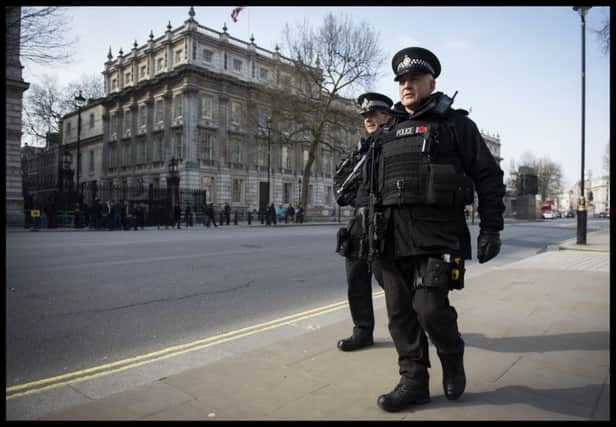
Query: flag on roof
231 7 244 23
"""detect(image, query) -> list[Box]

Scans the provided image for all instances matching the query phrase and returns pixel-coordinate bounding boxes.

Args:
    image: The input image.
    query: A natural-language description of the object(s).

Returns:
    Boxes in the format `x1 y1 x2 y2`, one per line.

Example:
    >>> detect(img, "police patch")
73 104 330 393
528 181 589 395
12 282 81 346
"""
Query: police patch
395 125 429 138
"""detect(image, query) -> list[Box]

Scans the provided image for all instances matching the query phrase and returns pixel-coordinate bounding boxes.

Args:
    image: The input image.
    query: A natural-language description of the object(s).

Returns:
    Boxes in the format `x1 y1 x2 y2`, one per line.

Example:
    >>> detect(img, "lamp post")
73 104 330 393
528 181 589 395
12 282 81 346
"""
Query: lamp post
167 157 180 225
266 116 272 207
74 90 86 207
573 6 591 244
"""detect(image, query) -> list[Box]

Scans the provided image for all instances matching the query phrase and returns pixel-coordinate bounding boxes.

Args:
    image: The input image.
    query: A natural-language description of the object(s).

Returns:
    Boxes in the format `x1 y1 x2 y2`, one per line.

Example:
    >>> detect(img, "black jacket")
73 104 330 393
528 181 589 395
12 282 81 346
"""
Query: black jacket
375 93 505 259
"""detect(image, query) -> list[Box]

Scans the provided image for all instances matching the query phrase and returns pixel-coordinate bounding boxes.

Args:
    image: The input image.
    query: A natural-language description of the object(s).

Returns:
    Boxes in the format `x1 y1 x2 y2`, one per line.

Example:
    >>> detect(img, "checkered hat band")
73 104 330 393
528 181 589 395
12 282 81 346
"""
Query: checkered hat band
397 58 435 75
363 100 390 110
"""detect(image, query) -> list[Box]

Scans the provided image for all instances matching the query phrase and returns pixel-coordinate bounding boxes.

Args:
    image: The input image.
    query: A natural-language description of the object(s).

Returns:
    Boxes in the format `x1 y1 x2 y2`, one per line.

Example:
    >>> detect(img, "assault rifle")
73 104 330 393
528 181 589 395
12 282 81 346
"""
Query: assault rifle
367 136 386 270
334 153 367 206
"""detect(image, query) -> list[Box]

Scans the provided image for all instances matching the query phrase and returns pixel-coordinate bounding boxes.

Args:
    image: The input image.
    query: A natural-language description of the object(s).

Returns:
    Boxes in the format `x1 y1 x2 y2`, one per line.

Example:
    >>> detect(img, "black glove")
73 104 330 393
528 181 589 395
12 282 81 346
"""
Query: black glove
477 229 501 264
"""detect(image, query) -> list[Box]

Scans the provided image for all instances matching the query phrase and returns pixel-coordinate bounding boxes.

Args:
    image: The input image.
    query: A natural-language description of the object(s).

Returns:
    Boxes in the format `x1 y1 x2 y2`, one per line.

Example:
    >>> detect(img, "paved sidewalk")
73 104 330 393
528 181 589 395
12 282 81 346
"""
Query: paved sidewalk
21 230 611 420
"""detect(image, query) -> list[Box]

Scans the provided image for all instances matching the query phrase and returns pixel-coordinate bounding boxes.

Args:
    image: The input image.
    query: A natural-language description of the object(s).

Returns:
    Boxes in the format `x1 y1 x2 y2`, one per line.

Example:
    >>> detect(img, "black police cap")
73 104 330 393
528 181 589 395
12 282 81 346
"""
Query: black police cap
391 47 441 81
357 92 393 115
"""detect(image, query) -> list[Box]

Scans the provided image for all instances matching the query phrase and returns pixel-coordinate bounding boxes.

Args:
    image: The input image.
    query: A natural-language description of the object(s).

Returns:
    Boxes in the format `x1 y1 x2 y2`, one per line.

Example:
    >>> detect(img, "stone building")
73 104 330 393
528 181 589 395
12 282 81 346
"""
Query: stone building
68 7 360 215
5 6 30 226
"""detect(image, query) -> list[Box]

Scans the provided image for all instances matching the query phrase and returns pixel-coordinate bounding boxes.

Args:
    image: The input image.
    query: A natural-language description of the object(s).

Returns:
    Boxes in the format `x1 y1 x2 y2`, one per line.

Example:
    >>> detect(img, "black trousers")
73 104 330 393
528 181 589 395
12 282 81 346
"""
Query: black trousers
377 256 464 385
344 257 384 336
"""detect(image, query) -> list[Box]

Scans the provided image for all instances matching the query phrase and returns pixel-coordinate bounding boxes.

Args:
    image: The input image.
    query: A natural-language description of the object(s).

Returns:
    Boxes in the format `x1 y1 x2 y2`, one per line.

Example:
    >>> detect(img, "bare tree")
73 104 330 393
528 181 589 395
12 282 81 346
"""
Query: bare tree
513 152 563 201
281 12 383 209
592 15 609 55
5 6 76 66
23 73 105 146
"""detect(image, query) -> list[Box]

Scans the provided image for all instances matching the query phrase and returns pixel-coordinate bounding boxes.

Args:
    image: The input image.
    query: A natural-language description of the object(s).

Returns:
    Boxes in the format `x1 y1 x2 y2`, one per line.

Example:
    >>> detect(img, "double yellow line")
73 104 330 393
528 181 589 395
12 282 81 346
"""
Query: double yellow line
6 291 385 400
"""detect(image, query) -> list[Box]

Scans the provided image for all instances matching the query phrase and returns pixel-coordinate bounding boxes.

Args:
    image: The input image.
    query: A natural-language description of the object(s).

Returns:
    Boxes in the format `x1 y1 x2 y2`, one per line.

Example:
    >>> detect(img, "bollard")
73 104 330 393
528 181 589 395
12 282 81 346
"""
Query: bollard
248 212 252 225
234 211 238 225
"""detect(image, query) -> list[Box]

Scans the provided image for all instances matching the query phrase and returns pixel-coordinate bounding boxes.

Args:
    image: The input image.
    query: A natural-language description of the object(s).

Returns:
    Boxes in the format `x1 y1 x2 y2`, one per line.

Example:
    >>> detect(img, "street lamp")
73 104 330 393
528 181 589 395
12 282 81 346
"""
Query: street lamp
167 157 180 224
74 90 86 206
266 116 272 207
573 6 591 244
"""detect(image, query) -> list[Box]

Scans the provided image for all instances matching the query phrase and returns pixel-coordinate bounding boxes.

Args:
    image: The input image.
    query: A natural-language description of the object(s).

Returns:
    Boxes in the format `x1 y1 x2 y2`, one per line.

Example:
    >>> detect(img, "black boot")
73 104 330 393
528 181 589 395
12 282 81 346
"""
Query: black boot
439 351 466 400
337 332 373 352
377 382 430 412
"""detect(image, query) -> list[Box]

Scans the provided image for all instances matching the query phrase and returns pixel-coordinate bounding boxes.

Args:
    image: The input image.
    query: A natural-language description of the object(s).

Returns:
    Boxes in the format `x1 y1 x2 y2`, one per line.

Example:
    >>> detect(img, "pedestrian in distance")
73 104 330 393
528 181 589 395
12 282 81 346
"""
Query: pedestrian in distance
174 203 182 229
224 202 231 226
334 92 391 353
206 203 218 227
369 47 505 412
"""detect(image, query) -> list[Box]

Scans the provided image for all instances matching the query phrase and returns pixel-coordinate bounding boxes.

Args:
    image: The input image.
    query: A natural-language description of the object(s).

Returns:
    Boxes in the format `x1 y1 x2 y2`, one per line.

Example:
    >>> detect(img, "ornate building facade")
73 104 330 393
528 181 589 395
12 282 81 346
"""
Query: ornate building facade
6 6 30 226
62 8 359 214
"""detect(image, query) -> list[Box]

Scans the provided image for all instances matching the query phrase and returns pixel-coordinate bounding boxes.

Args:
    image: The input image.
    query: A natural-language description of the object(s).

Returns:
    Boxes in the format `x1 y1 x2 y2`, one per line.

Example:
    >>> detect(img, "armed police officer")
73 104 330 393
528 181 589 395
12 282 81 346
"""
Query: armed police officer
367 47 505 412
334 92 391 352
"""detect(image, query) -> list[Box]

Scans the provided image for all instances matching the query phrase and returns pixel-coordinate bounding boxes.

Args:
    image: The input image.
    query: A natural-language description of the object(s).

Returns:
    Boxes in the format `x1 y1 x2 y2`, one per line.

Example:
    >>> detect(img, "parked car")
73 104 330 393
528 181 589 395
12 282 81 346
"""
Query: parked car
565 211 575 218
542 211 555 219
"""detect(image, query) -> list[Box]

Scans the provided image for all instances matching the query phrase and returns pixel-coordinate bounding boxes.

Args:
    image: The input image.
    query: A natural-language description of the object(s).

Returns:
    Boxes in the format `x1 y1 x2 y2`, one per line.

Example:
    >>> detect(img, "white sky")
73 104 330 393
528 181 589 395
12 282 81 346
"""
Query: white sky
22 6 611 189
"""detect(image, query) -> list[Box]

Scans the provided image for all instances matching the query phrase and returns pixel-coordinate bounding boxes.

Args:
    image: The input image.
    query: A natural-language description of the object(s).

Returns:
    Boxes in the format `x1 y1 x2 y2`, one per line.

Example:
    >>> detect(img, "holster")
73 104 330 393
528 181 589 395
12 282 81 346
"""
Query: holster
425 164 475 208
414 256 465 291
336 226 352 257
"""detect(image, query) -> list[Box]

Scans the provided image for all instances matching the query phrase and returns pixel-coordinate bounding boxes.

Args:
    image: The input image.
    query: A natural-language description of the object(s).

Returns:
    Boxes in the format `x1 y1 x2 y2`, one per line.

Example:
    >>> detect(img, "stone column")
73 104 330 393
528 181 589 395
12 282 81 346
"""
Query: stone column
5 7 30 226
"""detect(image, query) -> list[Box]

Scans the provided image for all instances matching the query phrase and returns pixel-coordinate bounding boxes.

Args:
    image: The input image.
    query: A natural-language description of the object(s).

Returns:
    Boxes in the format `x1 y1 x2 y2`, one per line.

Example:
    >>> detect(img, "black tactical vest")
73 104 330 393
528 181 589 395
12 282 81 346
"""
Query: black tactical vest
377 115 472 208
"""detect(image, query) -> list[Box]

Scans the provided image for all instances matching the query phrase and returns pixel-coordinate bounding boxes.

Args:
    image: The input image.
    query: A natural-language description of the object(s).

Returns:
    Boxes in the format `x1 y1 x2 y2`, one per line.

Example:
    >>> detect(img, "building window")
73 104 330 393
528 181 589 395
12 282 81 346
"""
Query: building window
155 99 163 122
89 113 95 128
230 138 241 163
281 146 289 169
232 178 243 203
283 183 291 204
157 57 164 71
111 114 118 134
111 78 117 89
175 49 182 64
303 149 309 168
125 71 131 84
123 110 131 133
122 144 130 166
257 110 268 128
233 58 242 73
198 130 214 161
174 94 183 118
174 130 183 159
140 65 147 79
230 101 241 126
89 151 95 172
200 95 214 119
154 134 163 161
257 139 266 166
223 51 227 70
259 67 269 80
137 139 146 164
138 105 146 127
65 121 72 137
203 49 213 62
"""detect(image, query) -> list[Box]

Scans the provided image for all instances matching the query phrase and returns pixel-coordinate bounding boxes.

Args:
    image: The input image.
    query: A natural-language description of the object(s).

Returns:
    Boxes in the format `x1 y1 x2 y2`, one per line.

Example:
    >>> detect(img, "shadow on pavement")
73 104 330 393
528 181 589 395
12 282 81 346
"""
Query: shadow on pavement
464 331 609 353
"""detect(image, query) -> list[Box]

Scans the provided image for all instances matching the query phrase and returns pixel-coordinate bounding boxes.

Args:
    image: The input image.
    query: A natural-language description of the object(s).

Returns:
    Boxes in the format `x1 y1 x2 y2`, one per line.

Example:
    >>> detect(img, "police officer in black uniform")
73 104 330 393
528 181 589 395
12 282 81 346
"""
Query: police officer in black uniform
367 47 505 412
334 92 391 352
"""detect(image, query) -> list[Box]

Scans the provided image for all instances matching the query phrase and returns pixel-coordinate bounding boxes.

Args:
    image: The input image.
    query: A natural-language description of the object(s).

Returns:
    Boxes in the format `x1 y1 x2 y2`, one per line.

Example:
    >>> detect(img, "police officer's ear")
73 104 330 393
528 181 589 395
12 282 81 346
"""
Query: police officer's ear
429 76 436 93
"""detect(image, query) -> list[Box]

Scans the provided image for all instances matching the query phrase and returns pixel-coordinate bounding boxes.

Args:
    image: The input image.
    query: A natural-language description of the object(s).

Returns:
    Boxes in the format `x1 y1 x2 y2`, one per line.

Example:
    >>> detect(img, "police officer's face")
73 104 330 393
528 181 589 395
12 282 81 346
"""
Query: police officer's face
362 110 390 134
398 73 435 112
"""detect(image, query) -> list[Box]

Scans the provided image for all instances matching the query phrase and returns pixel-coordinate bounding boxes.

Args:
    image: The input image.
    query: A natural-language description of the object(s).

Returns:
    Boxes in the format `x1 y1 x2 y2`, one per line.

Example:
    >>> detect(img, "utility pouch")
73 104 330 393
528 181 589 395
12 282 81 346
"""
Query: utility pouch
336 227 352 257
447 255 465 290
414 257 450 290
425 164 475 208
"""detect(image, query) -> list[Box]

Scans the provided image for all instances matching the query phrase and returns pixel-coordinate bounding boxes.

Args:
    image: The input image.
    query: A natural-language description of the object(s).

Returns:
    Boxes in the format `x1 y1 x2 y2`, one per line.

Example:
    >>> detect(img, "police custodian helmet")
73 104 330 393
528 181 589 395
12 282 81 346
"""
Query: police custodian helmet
357 92 393 116
391 47 441 81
